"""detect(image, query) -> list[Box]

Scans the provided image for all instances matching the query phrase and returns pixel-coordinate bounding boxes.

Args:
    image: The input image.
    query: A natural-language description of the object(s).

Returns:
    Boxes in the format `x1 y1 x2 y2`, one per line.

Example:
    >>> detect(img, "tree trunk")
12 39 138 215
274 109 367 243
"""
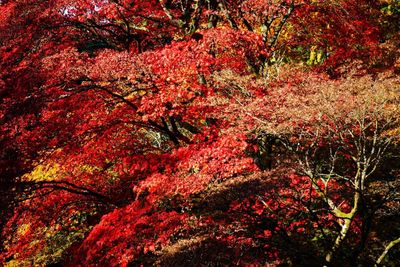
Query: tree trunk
325 218 352 266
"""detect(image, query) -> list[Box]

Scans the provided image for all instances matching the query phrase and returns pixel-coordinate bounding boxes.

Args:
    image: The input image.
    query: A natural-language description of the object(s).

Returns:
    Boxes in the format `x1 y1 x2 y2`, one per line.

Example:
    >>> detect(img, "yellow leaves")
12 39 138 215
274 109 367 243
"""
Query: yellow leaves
259 24 268 35
4 259 31 267
307 46 324 65
380 0 400 16
317 52 323 63
23 160 106 184
80 164 100 174
16 223 31 237
6 216 92 267
384 128 400 143
23 163 61 182
308 48 317 65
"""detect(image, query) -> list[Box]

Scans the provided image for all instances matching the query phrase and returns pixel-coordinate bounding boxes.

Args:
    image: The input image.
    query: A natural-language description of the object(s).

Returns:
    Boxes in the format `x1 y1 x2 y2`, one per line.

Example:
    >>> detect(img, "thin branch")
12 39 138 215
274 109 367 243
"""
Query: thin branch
375 237 400 266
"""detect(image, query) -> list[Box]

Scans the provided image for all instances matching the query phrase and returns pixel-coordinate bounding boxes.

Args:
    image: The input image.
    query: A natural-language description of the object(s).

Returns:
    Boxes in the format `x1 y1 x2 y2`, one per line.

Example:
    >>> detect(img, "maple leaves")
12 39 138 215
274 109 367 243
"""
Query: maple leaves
74 201 187 266
289 0 382 71
1 0 400 266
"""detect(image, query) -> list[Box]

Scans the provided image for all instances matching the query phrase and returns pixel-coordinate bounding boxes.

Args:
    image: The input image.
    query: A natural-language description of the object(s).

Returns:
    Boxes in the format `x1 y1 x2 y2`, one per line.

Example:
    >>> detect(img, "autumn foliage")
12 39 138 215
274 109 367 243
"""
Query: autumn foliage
1 0 400 266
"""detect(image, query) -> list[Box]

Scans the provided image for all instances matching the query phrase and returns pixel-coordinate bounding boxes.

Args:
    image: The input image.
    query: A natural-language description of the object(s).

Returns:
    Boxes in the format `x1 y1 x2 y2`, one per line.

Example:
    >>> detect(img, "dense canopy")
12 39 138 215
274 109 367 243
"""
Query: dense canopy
1 0 400 266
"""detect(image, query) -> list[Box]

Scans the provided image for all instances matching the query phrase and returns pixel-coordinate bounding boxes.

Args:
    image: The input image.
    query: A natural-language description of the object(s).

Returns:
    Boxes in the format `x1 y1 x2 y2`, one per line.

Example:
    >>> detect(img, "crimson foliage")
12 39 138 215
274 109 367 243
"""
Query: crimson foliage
1 0 399 266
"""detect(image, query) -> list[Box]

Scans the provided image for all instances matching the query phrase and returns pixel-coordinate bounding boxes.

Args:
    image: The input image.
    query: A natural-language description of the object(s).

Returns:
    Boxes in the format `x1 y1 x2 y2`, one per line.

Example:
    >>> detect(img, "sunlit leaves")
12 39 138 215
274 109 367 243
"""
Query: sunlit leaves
1 0 400 266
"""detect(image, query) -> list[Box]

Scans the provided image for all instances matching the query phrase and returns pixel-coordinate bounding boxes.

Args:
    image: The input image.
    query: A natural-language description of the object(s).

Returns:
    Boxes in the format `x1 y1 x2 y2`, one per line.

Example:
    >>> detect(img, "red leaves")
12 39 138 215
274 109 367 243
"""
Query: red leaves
290 0 382 70
74 201 187 266
1 1 399 266
135 133 257 200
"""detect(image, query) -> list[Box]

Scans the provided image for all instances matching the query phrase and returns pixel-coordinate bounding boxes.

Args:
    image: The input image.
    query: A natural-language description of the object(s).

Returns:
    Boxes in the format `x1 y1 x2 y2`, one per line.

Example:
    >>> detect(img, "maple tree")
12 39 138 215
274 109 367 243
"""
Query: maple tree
1 0 400 266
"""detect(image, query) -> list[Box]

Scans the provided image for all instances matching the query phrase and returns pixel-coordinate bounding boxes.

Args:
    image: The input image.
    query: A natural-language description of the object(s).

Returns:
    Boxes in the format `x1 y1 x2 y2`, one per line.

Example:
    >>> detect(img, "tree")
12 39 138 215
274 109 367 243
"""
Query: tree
257 73 400 265
1 0 399 266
